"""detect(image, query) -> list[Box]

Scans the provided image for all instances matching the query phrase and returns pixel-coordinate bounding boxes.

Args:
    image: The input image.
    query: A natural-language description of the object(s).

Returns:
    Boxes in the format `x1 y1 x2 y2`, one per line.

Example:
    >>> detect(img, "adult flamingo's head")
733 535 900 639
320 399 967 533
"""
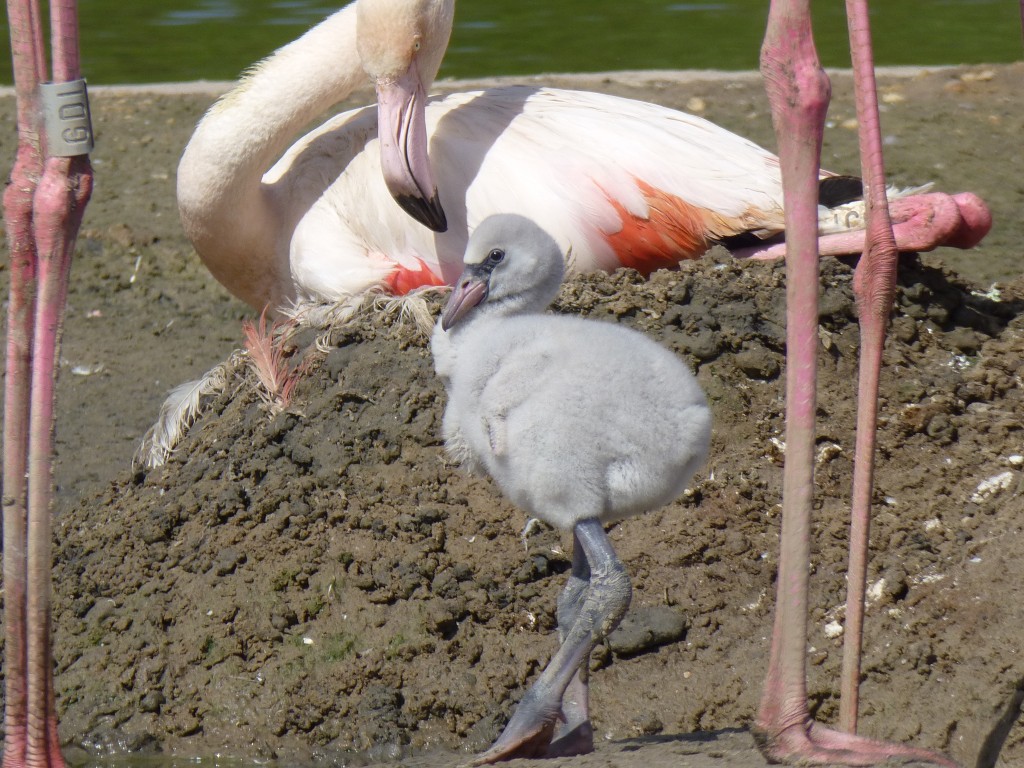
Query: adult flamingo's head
357 0 453 232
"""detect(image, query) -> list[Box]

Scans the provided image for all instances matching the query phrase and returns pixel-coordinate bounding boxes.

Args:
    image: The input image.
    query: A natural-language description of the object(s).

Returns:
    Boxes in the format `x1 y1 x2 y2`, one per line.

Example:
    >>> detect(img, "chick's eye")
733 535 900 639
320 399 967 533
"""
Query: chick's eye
487 248 505 265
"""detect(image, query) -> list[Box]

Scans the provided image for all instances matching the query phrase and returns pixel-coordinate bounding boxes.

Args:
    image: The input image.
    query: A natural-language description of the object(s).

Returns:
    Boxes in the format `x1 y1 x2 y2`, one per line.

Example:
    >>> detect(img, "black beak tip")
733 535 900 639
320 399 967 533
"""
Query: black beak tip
396 194 448 233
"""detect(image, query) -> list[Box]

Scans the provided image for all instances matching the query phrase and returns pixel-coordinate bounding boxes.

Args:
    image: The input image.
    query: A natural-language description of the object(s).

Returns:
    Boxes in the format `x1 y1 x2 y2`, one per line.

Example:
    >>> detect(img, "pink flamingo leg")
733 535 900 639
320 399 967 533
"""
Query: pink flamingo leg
839 0 896 735
753 0 830 756
2 2 45 764
753 1 957 765
2 2 93 767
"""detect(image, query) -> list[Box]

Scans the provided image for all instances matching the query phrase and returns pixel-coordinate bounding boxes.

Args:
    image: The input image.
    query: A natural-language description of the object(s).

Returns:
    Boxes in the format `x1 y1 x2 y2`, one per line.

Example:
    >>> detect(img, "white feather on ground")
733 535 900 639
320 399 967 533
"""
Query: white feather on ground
133 358 238 470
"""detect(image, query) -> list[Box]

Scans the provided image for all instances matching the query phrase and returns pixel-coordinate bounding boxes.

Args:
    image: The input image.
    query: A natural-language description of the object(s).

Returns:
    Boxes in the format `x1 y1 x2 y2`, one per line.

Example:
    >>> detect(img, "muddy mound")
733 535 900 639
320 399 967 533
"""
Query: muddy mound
48 256 1024 765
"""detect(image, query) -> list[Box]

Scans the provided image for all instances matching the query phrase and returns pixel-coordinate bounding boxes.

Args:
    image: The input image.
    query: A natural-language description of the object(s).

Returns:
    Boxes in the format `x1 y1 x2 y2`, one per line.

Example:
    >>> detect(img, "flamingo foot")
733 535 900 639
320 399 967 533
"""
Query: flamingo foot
943 192 992 249
752 719 960 768
472 712 594 765
471 674 598 765
546 721 595 759
472 702 559 765
736 191 992 261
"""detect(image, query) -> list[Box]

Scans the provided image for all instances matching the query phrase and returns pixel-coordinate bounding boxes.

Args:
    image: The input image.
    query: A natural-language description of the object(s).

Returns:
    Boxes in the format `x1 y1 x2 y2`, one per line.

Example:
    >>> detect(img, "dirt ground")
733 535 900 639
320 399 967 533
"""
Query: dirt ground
1 63 1023 768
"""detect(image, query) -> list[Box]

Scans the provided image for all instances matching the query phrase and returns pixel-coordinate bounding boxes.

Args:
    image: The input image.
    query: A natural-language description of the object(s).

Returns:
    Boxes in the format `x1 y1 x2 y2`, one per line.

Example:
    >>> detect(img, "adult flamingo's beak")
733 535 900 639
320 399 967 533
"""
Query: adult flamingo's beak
441 267 489 330
376 60 448 232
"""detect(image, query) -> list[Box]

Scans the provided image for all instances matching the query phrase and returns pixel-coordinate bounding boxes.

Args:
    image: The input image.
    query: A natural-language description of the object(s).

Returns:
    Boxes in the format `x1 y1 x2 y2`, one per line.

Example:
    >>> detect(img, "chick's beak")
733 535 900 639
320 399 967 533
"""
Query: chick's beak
441 270 489 330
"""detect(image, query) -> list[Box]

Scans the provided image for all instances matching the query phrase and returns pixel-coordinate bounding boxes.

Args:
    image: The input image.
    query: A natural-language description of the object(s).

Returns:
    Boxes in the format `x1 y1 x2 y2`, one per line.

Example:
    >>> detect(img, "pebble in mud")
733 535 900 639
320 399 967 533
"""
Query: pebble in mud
732 344 781 380
607 605 689 656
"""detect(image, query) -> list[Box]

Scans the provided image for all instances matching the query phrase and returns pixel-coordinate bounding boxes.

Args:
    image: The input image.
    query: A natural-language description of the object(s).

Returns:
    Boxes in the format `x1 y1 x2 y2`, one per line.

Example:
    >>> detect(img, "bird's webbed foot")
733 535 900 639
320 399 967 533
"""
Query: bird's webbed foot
471 687 563 764
546 719 594 758
470 687 596 765
753 719 960 768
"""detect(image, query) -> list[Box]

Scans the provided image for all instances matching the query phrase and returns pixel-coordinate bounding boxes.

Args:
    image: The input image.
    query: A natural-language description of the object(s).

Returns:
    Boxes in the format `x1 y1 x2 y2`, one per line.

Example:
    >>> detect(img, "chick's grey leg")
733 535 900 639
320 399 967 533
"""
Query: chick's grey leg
474 519 631 764
546 534 594 758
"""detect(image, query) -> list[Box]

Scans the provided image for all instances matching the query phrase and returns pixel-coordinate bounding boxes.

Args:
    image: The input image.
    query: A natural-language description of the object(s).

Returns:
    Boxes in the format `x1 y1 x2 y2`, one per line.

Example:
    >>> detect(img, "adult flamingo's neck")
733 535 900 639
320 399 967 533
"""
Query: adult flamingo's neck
177 6 366 310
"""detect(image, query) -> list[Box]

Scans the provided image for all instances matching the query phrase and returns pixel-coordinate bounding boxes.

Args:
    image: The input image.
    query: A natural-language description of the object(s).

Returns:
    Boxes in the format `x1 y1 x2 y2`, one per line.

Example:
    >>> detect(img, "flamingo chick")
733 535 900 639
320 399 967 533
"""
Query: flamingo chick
431 214 712 763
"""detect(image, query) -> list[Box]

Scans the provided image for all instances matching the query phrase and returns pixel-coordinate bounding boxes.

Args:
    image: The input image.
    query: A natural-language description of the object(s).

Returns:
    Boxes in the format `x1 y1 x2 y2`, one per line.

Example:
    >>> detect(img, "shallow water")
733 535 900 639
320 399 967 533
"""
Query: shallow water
0 0 1019 84
66 754 268 768
65 742 461 768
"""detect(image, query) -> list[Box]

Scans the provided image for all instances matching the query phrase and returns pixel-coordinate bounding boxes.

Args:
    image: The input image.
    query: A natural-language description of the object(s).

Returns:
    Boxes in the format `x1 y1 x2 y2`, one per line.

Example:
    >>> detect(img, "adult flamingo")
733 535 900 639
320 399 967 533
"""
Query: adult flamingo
2 0 93 767
177 0 989 316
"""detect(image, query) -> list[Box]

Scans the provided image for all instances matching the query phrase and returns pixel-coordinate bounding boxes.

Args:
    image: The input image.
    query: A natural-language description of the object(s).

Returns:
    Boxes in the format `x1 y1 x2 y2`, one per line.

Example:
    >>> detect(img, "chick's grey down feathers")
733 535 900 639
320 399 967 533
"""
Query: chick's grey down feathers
432 213 711 529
